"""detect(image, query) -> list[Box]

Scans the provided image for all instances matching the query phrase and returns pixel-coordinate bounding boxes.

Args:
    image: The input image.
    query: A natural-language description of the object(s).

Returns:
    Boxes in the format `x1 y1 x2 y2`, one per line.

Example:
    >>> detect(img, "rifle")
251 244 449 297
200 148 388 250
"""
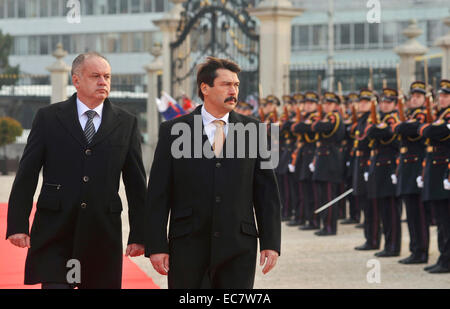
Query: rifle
282 105 289 122
258 107 265 122
317 103 323 120
295 106 302 123
425 93 434 124
397 93 406 122
271 106 278 123
351 103 357 124
370 98 379 125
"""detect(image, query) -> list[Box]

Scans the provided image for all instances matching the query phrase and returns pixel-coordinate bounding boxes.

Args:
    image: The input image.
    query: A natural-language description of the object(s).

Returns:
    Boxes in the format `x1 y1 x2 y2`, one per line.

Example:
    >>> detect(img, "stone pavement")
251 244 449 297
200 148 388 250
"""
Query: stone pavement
1 175 449 289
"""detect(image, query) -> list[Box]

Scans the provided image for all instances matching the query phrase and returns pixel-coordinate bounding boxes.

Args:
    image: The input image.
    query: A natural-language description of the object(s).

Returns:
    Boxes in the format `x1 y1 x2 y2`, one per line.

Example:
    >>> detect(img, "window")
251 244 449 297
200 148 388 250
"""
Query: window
120 33 130 52
120 0 128 13
39 35 49 54
369 23 379 47
7 0 15 18
40 0 49 17
27 0 39 18
14 36 28 55
131 0 141 13
85 0 94 15
0 0 4 19
354 23 365 48
18 0 26 17
155 0 165 12
427 20 442 45
29 36 39 55
61 35 71 54
132 33 143 52
143 0 152 12
312 24 326 48
382 22 396 48
50 0 60 16
105 33 120 52
298 25 309 49
108 0 117 14
340 24 350 46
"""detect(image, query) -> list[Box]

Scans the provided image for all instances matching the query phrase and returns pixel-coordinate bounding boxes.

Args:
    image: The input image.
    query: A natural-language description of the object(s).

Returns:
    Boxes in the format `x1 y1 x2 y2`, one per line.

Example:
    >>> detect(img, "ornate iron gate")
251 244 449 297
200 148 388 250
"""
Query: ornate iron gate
170 0 259 103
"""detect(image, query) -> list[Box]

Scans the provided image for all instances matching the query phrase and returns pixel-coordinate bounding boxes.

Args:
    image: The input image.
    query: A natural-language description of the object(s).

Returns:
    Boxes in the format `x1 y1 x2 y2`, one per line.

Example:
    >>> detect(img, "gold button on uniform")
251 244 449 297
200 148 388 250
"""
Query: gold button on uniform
81 203 87 209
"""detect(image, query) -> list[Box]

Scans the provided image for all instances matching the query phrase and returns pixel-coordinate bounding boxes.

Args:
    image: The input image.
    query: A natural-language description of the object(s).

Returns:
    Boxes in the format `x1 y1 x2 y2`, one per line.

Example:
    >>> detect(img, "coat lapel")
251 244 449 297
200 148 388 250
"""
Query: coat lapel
56 93 122 148
56 93 87 148
89 98 122 147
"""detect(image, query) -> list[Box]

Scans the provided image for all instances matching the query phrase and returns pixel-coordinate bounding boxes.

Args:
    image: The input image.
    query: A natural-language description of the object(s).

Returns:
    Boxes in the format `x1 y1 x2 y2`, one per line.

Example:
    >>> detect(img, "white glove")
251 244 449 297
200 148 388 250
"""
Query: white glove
346 161 350 167
309 162 315 173
288 164 295 173
447 123 450 130
391 174 397 184
364 172 369 182
416 176 423 188
444 179 450 190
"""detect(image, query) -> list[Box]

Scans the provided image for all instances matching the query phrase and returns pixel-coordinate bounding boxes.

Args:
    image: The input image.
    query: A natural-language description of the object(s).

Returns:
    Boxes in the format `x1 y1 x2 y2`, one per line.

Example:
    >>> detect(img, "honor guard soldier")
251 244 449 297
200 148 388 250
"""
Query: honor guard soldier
309 91 345 236
278 95 301 223
340 92 360 225
353 89 381 250
292 91 321 230
393 81 429 264
366 88 402 257
235 101 254 117
418 79 450 273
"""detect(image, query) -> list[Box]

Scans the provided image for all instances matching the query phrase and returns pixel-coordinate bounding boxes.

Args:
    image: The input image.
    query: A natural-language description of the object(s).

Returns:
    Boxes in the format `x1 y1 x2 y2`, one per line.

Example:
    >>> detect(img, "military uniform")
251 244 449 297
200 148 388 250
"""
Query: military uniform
340 93 360 225
366 88 402 257
394 81 429 264
292 92 321 230
418 79 450 273
353 89 381 250
309 92 345 236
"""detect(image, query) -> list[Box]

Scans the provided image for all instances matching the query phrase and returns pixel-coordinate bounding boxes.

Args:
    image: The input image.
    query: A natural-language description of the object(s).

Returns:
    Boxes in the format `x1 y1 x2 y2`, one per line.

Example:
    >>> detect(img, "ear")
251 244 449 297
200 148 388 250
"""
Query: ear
200 82 209 97
72 74 79 88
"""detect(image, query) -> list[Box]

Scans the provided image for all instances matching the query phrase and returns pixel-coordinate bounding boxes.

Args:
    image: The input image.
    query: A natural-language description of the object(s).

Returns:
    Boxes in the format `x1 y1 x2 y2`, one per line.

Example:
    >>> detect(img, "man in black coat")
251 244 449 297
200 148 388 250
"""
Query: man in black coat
6 52 147 289
145 57 281 289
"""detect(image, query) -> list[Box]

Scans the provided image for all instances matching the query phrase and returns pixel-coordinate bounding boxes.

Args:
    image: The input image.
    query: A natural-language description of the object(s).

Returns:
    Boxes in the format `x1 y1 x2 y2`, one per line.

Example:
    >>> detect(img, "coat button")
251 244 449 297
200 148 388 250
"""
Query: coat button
81 203 87 209
216 162 221 168
215 196 221 203
83 176 90 182
85 149 92 156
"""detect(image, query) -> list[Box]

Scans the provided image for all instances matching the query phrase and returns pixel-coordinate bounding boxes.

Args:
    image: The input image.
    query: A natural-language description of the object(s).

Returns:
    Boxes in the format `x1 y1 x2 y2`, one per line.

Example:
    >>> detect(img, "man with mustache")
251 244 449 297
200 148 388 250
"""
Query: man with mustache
6 52 147 288
145 56 281 288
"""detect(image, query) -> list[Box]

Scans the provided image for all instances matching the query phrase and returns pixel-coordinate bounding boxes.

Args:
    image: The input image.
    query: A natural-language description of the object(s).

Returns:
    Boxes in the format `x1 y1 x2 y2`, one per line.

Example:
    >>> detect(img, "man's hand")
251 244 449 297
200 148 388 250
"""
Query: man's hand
125 243 145 257
8 233 30 248
150 253 170 275
260 250 278 275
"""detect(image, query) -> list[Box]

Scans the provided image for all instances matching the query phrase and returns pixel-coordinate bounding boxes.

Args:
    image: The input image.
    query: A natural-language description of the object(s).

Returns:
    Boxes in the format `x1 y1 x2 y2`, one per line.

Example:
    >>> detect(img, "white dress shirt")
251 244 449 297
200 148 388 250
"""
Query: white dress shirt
77 97 104 132
201 105 229 146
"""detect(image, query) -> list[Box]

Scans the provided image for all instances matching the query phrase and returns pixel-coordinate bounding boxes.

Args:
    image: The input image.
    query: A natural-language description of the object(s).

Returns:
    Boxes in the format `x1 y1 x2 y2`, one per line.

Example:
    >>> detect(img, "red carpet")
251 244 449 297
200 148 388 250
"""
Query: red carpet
0 203 159 289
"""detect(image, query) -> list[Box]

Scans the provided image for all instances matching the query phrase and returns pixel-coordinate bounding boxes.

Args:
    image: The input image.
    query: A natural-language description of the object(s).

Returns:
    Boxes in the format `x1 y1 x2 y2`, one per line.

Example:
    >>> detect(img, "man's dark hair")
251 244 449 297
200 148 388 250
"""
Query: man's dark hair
196 56 241 101
71 51 110 76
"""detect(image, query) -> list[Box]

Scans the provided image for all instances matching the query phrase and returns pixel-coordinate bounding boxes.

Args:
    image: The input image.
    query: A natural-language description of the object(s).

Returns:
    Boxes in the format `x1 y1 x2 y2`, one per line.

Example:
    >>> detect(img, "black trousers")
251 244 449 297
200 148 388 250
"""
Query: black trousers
300 180 319 227
431 199 450 268
351 194 362 223
315 181 338 234
355 194 380 248
338 182 348 219
378 196 402 253
403 194 429 259
278 173 298 220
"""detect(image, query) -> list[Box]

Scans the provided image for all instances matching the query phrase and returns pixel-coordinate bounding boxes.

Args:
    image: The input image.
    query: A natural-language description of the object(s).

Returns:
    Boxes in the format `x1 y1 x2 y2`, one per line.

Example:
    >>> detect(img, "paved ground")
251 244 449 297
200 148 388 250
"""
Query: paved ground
1 174 449 289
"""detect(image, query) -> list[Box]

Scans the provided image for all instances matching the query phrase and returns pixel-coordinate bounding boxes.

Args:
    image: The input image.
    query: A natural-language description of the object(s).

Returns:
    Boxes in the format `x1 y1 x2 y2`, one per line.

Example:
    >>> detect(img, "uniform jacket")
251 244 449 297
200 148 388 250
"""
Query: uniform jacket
393 107 426 196
418 107 450 201
6 93 147 288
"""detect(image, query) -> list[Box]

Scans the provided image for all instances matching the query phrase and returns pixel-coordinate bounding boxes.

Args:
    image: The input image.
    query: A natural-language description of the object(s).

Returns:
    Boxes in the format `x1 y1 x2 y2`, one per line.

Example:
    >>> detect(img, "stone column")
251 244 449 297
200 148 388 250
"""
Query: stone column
46 43 71 104
394 19 428 94
143 44 163 172
434 15 450 79
153 0 185 96
249 0 303 99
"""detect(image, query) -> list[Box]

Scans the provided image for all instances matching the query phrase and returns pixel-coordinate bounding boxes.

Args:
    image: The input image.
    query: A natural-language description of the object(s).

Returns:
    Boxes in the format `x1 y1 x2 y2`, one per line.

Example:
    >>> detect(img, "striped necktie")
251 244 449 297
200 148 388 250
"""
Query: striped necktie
84 110 96 144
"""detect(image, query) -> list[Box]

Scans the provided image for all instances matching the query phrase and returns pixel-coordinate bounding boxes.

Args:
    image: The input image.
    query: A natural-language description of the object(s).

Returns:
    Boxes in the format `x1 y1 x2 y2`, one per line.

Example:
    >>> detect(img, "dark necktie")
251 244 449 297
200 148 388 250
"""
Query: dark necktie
84 110 96 144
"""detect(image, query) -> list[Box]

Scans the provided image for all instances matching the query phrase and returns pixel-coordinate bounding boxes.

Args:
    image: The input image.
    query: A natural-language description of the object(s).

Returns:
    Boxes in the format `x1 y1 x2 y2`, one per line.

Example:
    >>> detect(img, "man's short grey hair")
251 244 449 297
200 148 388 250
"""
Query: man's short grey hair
71 51 110 76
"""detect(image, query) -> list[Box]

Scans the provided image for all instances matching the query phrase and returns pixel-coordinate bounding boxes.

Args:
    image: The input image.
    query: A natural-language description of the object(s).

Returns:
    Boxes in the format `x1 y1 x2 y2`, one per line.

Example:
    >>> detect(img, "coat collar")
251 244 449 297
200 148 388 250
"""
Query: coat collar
56 93 122 148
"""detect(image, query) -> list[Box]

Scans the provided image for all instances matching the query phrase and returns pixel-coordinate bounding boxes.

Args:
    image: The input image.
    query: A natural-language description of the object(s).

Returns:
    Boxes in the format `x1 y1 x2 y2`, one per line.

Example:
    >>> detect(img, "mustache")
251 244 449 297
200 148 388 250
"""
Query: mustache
224 96 237 103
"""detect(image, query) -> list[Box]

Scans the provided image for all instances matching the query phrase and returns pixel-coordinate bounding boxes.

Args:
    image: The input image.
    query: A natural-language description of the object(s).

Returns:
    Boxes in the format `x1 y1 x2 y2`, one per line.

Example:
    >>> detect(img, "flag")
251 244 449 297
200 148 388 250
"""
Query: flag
155 91 187 120
181 94 196 113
